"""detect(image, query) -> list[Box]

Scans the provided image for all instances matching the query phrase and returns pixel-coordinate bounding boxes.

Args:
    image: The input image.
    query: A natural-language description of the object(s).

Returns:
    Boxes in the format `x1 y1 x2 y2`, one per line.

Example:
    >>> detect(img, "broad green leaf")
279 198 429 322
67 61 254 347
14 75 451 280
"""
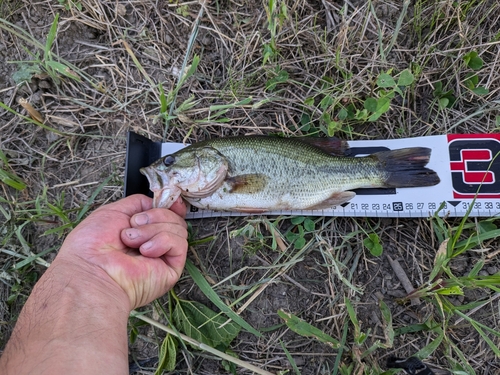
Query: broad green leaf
338 107 348 120
293 236 306 249
469 56 483 70
285 231 298 242
376 73 396 88
465 73 479 87
155 334 177 374
463 51 477 65
463 51 483 70
464 78 476 90
327 121 341 136
221 349 239 375
472 86 489 95
397 69 414 86
300 113 310 126
393 85 404 97
364 233 383 256
278 310 341 348
438 97 449 110
433 81 443 94
303 96 314 106
367 97 391 122
12 63 42 84
320 95 334 110
355 108 369 120
478 220 497 233
173 299 241 348
265 68 289 90
291 216 305 225
303 218 315 232
364 97 378 112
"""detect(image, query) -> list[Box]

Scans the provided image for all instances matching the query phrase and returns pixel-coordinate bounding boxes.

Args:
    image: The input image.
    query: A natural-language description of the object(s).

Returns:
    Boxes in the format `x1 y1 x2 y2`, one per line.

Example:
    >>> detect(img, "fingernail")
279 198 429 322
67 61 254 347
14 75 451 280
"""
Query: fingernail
141 241 153 250
125 228 140 239
134 213 149 225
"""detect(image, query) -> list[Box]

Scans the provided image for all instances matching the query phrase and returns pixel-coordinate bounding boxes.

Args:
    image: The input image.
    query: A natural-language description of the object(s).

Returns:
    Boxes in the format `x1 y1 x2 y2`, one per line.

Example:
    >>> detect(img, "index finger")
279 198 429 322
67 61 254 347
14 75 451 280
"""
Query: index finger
95 194 154 217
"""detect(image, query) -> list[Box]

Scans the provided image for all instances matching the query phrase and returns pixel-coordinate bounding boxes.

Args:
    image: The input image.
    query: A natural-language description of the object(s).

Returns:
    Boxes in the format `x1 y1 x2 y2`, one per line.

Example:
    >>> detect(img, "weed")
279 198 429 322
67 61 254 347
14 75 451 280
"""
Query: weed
433 81 457 110
300 68 416 137
397 206 500 369
0 149 26 191
278 310 341 348
262 0 288 65
363 233 383 257
285 216 316 250
9 14 80 86
462 51 489 96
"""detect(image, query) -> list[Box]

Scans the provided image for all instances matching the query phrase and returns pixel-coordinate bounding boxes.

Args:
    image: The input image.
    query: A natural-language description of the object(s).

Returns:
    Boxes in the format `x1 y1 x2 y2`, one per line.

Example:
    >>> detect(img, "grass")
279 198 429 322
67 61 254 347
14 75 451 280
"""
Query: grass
1 0 500 374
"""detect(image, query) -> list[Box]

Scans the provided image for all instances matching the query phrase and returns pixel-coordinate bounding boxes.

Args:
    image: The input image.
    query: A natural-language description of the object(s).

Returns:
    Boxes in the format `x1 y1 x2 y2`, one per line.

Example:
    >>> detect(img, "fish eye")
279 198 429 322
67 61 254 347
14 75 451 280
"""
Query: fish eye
163 155 176 166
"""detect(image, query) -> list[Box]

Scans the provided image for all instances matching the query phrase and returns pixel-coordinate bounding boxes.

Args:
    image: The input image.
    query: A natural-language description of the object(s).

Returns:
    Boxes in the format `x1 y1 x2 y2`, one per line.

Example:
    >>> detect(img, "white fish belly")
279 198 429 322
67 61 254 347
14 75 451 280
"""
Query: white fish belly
184 182 350 212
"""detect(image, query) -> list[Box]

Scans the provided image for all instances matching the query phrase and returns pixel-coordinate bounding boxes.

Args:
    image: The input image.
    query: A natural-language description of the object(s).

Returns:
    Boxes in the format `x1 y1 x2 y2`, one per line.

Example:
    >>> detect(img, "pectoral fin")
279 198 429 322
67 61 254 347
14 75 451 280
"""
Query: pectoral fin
226 174 268 194
306 191 356 210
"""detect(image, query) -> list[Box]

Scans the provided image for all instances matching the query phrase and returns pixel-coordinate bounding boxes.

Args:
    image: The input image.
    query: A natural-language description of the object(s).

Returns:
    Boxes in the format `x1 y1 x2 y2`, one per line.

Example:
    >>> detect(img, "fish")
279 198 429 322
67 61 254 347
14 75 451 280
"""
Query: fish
140 136 440 212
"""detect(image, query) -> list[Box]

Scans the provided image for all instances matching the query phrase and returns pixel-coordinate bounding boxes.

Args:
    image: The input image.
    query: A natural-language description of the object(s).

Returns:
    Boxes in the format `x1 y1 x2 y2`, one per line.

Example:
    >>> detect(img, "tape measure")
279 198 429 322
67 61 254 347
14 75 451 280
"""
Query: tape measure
150 134 500 219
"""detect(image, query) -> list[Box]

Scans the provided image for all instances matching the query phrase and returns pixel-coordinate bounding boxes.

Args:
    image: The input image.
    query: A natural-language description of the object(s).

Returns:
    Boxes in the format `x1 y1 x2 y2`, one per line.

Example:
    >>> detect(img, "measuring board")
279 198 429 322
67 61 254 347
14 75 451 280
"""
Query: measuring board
124 133 500 219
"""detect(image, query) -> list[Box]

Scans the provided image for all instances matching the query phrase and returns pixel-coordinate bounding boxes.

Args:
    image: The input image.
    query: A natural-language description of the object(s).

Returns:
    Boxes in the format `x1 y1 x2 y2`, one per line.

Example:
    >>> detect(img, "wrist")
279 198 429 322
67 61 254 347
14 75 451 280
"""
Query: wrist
0 256 131 375
50 254 132 314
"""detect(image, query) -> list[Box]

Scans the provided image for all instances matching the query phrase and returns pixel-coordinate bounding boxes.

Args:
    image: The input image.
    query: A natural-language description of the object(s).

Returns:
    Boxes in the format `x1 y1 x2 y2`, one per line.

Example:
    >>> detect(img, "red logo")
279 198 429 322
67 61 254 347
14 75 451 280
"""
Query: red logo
448 134 500 199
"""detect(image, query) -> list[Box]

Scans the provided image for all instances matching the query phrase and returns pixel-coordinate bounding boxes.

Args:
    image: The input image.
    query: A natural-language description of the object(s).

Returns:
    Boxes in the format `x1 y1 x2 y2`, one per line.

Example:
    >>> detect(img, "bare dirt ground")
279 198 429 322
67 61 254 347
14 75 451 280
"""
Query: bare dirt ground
1 0 500 374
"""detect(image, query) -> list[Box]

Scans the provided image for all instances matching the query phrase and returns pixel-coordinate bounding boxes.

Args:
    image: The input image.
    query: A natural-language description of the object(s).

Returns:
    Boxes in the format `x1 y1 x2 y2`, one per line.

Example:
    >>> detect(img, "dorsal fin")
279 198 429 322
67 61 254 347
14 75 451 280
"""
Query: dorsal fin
296 137 349 155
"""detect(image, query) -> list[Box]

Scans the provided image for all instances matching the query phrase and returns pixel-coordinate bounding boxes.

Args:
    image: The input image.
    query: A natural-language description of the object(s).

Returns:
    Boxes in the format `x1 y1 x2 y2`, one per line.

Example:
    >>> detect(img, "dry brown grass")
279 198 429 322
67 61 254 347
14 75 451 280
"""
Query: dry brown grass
1 0 500 374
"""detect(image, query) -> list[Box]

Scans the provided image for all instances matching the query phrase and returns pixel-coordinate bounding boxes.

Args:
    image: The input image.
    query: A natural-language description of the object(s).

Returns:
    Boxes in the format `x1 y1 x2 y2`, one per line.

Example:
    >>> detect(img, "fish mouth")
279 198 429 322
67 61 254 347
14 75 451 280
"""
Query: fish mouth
140 166 175 208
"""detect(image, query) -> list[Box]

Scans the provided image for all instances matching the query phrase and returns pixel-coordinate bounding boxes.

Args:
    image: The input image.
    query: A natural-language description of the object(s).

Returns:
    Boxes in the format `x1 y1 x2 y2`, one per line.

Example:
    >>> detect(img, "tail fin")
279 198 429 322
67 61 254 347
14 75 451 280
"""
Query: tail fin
372 147 440 188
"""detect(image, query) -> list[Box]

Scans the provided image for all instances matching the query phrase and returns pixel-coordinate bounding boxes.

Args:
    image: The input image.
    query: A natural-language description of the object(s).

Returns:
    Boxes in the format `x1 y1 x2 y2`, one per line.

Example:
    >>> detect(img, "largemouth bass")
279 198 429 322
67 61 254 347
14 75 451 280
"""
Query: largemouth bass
140 136 440 212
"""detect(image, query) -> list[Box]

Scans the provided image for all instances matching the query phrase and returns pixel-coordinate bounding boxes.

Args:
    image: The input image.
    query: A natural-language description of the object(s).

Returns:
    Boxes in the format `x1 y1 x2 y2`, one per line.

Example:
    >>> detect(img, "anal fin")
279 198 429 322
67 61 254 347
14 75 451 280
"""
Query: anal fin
306 191 356 210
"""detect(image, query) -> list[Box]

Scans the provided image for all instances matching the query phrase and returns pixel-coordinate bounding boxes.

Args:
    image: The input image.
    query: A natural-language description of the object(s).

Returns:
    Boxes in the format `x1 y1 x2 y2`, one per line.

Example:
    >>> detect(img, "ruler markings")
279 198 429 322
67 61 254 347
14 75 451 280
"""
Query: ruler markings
159 134 500 219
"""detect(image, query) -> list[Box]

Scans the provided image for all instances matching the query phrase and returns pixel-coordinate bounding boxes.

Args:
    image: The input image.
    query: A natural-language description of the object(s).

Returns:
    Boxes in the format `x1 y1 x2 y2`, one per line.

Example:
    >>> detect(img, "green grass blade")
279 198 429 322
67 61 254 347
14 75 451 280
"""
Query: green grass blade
163 1 205 139
76 174 114 222
280 341 301 375
44 14 59 58
0 168 26 190
415 326 444 358
184 259 262 337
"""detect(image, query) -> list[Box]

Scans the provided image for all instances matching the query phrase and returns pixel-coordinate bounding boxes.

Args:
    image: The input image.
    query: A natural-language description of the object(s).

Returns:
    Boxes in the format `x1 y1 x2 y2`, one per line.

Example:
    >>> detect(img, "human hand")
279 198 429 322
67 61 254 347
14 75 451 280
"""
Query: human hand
56 194 188 310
